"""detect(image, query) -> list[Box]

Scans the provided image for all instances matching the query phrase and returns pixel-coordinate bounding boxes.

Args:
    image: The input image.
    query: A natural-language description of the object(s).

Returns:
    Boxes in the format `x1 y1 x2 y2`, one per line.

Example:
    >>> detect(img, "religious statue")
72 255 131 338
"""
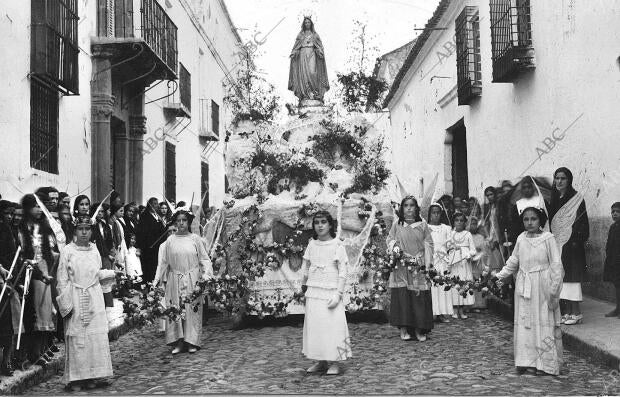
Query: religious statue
288 17 329 106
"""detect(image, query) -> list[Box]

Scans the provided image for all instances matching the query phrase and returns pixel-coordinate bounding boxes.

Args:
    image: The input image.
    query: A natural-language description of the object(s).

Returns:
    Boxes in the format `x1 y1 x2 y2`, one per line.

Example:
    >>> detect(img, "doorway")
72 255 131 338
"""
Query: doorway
446 120 469 199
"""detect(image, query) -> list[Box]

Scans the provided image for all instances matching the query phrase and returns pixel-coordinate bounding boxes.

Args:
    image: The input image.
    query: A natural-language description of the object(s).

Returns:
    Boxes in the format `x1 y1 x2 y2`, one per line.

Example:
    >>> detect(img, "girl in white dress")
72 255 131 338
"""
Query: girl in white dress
427 203 454 322
153 210 213 355
300 210 351 375
449 212 476 318
125 234 143 281
495 207 564 375
56 215 115 391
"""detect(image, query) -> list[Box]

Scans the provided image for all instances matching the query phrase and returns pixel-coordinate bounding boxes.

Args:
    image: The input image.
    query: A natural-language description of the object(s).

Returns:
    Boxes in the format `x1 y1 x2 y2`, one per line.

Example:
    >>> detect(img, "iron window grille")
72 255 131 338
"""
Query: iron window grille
490 0 535 82
456 6 482 105
165 142 176 202
31 0 79 95
30 79 59 174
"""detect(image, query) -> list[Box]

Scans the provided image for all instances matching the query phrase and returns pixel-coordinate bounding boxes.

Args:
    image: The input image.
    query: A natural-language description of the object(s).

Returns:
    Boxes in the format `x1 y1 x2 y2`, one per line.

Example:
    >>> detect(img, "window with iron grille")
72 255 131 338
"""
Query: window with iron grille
165 142 176 202
456 7 482 105
489 0 534 82
30 79 59 174
179 64 191 112
31 0 79 95
211 100 220 137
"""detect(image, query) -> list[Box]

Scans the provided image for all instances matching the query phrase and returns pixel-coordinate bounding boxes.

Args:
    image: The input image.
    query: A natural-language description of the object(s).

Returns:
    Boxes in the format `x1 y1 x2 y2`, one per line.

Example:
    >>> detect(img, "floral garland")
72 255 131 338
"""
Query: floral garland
246 289 305 319
311 119 365 168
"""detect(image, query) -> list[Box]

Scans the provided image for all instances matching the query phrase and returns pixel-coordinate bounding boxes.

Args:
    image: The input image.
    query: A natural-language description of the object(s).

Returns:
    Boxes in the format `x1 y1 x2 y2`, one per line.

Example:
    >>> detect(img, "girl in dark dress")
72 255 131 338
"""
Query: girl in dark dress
387 196 434 341
90 203 116 307
18 194 57 367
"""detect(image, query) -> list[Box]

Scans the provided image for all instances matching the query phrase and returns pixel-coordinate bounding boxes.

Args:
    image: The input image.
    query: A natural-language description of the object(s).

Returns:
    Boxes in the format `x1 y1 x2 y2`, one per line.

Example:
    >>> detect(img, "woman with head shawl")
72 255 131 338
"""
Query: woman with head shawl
548 167 589 325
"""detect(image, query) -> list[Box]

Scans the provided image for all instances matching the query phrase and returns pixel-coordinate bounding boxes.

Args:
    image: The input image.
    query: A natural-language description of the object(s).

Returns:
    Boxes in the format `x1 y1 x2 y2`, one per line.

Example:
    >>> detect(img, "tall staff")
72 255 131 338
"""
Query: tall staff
17 264 33 349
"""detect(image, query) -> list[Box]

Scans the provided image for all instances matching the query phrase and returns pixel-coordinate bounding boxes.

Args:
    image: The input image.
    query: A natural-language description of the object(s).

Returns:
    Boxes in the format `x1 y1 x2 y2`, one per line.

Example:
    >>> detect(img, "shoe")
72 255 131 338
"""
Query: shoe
307 361 328 373
85 380 97 389
564 314 583 325
560 314 568 324
451 313 459 319
188 346 198 354
459 312 468 319
171 347 183 355
605 308 619 317
400 329 411 340
326 363 341 375
50 345 60 353
440 315 450 323
516 366 528 375
415 330 427 342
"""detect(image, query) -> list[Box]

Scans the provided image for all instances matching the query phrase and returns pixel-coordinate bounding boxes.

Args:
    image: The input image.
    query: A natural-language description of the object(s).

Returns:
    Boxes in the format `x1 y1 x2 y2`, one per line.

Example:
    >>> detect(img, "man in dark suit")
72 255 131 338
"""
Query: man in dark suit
135 198 166 283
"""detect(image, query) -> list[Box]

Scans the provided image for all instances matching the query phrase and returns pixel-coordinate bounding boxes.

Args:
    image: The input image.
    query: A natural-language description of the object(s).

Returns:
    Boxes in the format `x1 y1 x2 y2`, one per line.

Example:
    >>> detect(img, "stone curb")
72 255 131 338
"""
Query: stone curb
0 316 141 395
487 295 620 371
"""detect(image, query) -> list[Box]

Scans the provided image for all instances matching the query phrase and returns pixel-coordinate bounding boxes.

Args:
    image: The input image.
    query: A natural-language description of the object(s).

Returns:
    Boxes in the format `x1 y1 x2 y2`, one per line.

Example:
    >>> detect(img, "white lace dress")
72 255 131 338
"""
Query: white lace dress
301 238 352 361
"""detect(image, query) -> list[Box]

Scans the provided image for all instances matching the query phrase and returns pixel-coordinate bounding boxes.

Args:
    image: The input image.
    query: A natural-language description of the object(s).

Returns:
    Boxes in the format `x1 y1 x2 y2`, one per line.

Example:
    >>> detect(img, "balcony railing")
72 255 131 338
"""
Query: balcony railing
490 0 535 82
97 0 178 78
456 6 482 105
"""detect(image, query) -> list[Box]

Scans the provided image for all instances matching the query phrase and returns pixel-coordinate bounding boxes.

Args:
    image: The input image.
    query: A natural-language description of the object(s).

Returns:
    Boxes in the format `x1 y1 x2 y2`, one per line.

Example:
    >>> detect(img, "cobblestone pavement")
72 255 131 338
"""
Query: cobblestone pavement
28 311 619 395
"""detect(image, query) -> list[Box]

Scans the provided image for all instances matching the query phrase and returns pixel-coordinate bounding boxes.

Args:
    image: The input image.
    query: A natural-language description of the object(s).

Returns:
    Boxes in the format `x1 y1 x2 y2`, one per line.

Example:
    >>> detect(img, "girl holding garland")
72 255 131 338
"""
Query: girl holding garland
494 207 564 375
449 212 476 319
153 209 213 355
387 196 434 341
300 210 351 375
427 203 454 322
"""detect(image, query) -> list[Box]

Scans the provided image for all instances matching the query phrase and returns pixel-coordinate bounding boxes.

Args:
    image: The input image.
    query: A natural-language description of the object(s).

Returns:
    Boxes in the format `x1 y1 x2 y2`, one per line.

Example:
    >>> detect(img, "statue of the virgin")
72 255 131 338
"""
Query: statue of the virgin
288 17 329 106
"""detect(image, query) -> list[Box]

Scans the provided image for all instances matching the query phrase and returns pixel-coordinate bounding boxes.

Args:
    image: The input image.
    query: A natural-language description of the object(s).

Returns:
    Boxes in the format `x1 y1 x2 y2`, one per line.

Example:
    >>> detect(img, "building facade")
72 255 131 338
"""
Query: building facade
384 0 620 300
0 0 242 216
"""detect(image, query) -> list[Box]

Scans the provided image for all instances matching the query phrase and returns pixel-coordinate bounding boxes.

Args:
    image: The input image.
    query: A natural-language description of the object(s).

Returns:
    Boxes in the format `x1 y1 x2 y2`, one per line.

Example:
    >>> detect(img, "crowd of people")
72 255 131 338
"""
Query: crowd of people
0 187 211 391
1 165 619 384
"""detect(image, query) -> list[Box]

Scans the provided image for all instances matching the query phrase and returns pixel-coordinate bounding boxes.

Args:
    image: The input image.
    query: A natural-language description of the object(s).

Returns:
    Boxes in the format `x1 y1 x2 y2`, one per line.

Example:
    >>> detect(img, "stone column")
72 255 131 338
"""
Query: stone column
91 45 116 202
128 114 147 204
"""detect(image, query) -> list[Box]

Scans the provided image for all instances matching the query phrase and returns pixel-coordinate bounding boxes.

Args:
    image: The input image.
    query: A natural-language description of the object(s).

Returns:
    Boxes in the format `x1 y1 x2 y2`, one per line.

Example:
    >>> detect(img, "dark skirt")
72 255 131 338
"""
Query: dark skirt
389 288 434 332
103 292 114 308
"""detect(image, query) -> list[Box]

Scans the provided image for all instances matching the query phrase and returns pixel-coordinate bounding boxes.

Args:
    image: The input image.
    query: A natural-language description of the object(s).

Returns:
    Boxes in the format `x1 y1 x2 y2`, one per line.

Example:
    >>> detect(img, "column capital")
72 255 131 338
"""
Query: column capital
129 115 148 136
91 44 117 59
92 94 115 121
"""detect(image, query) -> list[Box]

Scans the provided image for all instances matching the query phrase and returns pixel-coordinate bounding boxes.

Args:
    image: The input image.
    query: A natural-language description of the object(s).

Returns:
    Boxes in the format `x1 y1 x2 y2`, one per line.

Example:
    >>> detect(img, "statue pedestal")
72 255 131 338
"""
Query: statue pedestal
299 99 323 107
298 99 329 115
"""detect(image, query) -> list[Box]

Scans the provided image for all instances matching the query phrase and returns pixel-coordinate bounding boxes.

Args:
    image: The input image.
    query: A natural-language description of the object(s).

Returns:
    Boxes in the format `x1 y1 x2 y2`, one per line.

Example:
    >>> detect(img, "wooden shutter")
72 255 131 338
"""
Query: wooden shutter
165 142 176 202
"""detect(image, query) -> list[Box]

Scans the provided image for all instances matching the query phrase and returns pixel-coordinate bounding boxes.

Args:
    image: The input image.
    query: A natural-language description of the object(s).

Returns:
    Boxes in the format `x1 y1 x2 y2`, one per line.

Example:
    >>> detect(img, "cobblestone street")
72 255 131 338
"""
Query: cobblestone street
28 311 618 395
